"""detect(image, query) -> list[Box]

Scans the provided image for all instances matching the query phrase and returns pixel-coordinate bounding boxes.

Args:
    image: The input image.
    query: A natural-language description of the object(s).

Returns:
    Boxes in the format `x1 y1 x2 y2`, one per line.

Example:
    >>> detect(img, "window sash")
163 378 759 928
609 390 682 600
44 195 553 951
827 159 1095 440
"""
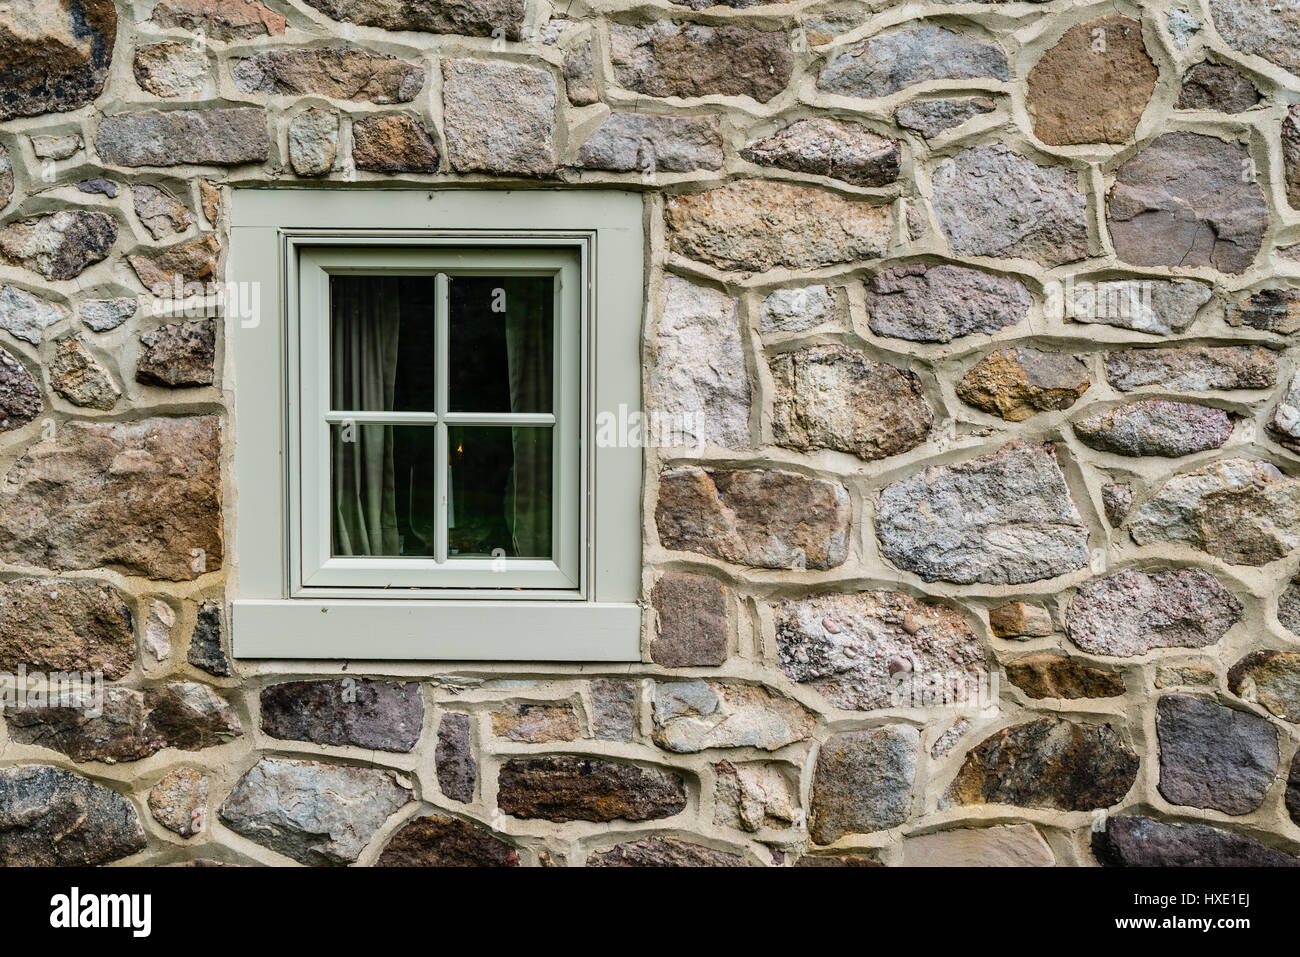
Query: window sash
295 245 583 592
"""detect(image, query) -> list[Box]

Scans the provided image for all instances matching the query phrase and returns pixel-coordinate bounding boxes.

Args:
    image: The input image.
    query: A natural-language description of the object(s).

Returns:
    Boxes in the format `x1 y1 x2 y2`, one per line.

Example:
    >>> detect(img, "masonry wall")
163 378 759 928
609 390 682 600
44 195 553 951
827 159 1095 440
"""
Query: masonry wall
0 0 1299 866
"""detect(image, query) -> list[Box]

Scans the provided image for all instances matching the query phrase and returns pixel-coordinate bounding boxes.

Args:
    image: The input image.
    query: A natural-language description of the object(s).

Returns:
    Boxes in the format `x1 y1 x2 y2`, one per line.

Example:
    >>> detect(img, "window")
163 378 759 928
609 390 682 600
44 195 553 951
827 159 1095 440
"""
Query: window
229 190 644 661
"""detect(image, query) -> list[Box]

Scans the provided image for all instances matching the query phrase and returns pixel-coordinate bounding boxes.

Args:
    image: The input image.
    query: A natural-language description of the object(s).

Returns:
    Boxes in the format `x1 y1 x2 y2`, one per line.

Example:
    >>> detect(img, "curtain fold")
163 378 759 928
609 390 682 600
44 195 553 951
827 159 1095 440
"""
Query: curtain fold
504 278 551 558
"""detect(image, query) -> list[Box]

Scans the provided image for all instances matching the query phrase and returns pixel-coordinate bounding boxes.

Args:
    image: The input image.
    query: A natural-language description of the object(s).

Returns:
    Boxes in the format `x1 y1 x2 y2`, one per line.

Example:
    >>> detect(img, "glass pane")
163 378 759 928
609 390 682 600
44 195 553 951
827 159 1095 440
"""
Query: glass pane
330 275 437 412
449 276 553 413
448 426 552 559
331 423 437 557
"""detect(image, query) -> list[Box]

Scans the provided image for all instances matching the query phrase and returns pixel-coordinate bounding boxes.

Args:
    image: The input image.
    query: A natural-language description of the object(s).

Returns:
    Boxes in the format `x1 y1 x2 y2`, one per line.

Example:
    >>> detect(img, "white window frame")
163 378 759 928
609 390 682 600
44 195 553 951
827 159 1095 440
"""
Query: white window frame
228 189 645 661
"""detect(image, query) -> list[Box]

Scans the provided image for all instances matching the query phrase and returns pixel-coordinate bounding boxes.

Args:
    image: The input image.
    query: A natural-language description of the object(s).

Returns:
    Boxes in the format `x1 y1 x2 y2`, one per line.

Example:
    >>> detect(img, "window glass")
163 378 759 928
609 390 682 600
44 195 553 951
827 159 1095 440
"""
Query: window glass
449 275 553 414
448 425 553 559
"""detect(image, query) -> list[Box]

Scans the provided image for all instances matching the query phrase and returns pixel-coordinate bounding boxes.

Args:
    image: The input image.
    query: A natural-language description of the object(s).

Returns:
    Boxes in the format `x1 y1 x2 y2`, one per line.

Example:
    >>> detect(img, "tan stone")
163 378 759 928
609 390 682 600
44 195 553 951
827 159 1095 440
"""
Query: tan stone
957 348 1090 421
353 114 439 173
902 824 1055 866
49 337 120 410
490 704 581 743
1005 654 1126 699
989 602 1053 639
0 579 135 679
149 0 287 39
129 235 221 290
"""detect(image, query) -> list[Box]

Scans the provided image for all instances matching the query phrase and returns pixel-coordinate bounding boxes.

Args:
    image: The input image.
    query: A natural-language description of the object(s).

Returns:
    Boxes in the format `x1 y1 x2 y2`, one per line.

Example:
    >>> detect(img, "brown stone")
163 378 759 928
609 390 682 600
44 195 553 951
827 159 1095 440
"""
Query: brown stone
129 235 221 291
650 572 728 668
945 718 1139 811
1178 61 1259 113
989 602 1053 639
260 678 424 752
1226 286 1300 334
0 416 222 581
610 21 792 104
148 767 207 838
149 0 287 39
132 185 192 240
1006 655 1126 699
741 119 900 187
137 319 216 388
490 703 580 743
656 467 851 570
0 0 117 120
497 757 687 823
376 815 519 867
809 726 919 843
666 180 891 273
588 837 746 867
49 337 119 410
303 0 524 40
770 345 932 461
353 114 440 173
957 348 1090 421
1027 16 1156 146
0 579 134 679
0 349 42 431
233 49 424 103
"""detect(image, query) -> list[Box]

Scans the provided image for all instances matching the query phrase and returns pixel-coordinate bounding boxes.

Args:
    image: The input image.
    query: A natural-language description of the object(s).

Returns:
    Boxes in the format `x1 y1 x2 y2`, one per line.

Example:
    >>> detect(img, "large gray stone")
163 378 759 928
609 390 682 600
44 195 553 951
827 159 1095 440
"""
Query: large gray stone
577 113 722 173
0 765 145 865
875 442 1089 585
1157 695 1278 814
1072 400 1234 457
740 119 900 187
651 681 815 752
96 108 269 167
895 97 996 138
442 59 556 177
864 263 1029 343
817 25 1008 98
218 758 412 865
1052 278 1212 335
0 285 69 344
1209 0 1300 76
1105 346 1278 393
809 727 919 843
610 22 792 104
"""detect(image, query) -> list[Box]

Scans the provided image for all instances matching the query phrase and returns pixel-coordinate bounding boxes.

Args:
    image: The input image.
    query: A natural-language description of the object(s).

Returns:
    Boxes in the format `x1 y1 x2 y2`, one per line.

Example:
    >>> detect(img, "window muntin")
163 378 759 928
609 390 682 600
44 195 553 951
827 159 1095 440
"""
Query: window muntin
295 245 582 593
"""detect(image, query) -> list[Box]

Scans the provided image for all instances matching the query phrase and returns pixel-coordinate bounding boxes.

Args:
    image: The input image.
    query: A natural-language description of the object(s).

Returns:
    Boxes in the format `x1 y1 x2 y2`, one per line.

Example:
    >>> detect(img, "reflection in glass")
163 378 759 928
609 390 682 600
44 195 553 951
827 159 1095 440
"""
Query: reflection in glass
331 423 437 557
448 426 552 559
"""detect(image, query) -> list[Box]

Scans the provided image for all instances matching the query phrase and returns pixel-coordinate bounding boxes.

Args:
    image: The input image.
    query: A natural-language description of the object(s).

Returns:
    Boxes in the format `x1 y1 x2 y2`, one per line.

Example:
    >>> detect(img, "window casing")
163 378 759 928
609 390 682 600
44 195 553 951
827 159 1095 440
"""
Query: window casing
229 190 644 661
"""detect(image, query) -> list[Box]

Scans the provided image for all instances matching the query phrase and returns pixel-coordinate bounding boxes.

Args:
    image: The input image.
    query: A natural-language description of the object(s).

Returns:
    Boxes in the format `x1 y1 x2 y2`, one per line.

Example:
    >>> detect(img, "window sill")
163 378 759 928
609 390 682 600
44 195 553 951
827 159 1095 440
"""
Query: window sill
231 599 642 661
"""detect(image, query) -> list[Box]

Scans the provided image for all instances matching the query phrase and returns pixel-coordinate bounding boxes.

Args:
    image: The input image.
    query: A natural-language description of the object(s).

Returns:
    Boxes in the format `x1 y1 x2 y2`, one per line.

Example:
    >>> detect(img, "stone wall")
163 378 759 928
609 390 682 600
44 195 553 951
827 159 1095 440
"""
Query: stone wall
0 0 1299 866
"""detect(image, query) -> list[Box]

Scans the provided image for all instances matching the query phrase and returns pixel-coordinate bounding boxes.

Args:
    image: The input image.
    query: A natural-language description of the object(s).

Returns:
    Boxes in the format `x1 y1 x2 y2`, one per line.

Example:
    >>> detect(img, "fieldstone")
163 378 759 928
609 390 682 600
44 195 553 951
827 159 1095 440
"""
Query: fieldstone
148 768 207 838
1155 663 1217 689
957 348 1090 421
741 119 900 188
260 679 424 752
864 263 1030 344
1130 458 1300 565
31 135 81 161
199 180 220 226
1073 401 1233 457
302 0 524 40
817 25 1008 99
5 682 242 763
233 49 423 103
652 681 814 753
76 178 117 198
137 319 216 387
145 599 173 661
0 145 12 209
1006 655 1126 699
713 761 795 832
562 40 598 106
0 416 222 581
877 442 1089 585
1102 483 1134 526
932 146 1089 266
435 712 476 802
129 235 221 290
1167 8 1203 49
285 108 339 177
132 185 192 240
134 42 209 98
150 0 287 38
497 756 687 823
188 600 229 676
0 349 41 431
770 345 932 461
1109 132 1266 275
1026 16 1156 146
895 97 996 138
1209 0 1300 76
651 572 727 668
809 726 919 843
794 853 883 867
218 759 412 865
1290 753 1300 826
1228 651 1300 722
0 211 117 281
1226 287 1300 334
352 114 439 173
0 306 50 370
656 467 851 570
1282 577 1300 636
0 0 117 120
931 718 969 758
1285 108 1300 210
49 337 119 410
1178 62 1259 112
945 718 1138 810
376 815 519 867
648 277 749 449
95 108 269 167
759 285 844 334
989 602 1053 639
1157 695 1277 814
776 591 985 711
0 766 145 866
1052 278 1212 335
609 22 792 104
589 837 746 867
665 180 892 273
1094 816 1298 867
589 678 637 742
577 113 721 173
491 703 580 743
902 824 1055 867
1105 346 1278 393
1066 568 1242 657
442 59 556 177
0 579 134 679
